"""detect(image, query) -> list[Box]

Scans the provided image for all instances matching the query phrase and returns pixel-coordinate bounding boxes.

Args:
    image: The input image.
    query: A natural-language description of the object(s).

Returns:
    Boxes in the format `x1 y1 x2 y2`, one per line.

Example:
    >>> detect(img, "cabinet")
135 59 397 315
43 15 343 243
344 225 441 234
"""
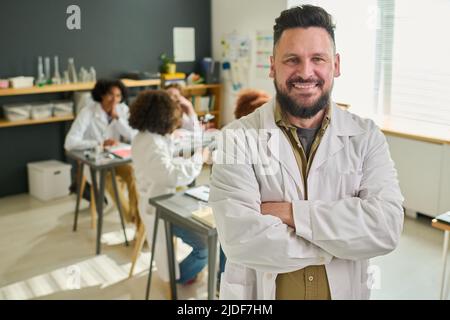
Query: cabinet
384 130 450 217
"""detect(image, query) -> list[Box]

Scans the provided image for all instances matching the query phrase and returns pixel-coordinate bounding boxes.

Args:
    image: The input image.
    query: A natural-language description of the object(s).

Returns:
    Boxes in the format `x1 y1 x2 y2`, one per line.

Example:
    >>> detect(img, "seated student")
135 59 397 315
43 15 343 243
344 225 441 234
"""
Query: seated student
234 88 271 119
165 83 200 132
129 90 210 285
64 79 139 223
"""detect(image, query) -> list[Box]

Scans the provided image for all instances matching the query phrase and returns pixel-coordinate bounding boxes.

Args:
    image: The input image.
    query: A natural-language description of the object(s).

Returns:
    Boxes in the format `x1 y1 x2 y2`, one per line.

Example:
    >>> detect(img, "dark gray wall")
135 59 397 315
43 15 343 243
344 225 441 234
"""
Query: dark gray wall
0 0 211 78
0 0 211 197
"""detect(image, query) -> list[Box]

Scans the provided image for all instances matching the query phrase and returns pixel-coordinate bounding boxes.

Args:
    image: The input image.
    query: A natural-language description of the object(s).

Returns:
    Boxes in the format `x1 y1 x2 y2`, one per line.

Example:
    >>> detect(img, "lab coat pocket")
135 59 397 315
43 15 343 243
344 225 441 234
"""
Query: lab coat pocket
219 263 254 299
219 276 252 300
339 172 363 198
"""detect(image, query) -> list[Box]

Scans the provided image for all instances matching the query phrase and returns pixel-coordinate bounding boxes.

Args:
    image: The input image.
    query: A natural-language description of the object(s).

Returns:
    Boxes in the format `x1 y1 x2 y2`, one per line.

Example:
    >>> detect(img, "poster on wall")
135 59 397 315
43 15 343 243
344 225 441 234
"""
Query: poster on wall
221 32 251 91
173 27 196 62
255 30 273 79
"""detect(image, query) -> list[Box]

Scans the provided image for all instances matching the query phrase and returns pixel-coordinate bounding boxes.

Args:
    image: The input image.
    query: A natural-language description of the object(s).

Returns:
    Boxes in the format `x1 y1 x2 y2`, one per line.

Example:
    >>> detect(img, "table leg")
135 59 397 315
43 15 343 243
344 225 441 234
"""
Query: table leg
91 168 104 255
110 168 129 246
440 230 449 300
146 211 159 300
165 220 177 300
207 233 218 300
73 162 84 232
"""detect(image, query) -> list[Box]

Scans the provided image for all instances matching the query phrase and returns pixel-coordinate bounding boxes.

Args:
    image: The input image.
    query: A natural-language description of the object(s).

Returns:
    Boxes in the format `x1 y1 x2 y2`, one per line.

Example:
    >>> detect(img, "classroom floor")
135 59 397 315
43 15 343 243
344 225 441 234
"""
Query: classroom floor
0 168 448 300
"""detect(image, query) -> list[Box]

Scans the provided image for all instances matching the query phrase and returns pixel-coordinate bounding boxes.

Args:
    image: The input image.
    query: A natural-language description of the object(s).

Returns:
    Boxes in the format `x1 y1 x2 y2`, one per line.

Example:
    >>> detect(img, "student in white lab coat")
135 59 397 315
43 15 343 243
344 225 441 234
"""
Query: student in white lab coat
129 90 210 284
64 79 139 223
209 5 404 300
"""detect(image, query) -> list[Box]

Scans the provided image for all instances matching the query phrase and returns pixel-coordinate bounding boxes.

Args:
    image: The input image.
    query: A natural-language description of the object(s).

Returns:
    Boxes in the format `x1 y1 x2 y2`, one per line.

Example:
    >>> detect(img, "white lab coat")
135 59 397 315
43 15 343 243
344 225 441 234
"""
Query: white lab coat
131 131 203 281
181 113 200 132
64 101 137 151
209 99 404 300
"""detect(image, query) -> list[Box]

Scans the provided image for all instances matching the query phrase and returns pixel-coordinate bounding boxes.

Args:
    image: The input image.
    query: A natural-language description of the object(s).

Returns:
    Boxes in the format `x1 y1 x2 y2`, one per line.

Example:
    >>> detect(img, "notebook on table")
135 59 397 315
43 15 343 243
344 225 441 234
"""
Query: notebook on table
436 211 450 225
107 143 132 159
191 206 215 228
184 185 210 202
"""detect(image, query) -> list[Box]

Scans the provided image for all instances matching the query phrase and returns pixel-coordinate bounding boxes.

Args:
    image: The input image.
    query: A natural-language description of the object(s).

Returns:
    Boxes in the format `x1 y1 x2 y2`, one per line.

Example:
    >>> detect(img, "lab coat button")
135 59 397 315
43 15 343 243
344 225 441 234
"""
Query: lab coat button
308 276 314 282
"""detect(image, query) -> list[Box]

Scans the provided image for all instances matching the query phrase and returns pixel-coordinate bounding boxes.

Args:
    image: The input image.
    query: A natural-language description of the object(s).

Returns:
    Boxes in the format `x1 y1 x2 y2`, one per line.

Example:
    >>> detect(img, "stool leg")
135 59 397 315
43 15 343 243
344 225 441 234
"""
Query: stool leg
90 184 97 229
440 230 449 300
111 168 129 246
146 212 159 300
129 223 146 278
73 162 84 232
80 175 87 203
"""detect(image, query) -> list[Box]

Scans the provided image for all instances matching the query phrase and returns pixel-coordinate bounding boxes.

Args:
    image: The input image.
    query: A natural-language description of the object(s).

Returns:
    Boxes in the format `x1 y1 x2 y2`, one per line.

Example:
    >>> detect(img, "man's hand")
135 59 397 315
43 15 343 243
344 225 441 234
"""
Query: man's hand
103 139 118 147
260 202 295 228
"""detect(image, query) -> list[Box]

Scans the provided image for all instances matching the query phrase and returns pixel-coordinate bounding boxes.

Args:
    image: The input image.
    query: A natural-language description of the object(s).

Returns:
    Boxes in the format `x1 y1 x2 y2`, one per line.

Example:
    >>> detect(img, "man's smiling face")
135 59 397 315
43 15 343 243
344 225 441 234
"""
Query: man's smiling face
270 27 340 118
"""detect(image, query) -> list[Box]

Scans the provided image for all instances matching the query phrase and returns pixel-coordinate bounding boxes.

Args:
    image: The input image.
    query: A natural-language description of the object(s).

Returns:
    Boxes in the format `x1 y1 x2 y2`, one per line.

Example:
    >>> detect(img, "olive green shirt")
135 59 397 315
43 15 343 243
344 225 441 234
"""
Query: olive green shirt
274 104 332 300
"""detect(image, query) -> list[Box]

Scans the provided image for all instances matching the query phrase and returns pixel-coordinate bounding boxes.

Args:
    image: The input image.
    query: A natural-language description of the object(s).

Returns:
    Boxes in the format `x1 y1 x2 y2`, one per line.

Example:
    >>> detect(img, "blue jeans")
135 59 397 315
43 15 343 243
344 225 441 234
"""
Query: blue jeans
171 225 227 284
172 225 208 284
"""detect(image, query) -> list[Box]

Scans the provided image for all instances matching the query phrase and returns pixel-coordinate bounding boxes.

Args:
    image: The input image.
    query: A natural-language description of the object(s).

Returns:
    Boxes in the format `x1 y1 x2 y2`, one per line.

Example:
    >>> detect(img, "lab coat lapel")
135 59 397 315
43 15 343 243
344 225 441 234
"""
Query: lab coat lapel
309 104 366 173
92 103 108 135
260 100 304 195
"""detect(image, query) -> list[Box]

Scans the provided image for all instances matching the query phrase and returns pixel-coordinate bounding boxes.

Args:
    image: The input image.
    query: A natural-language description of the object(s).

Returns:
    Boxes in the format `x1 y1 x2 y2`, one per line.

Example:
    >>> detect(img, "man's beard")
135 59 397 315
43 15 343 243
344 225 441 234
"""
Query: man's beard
274 80 331 119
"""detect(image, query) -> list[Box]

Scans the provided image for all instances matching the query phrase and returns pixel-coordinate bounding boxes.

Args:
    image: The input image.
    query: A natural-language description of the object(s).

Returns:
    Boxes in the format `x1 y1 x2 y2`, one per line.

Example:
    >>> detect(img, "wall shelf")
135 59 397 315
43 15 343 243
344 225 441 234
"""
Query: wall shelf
0 78 161 97
0 115 75 128
0 78 161 128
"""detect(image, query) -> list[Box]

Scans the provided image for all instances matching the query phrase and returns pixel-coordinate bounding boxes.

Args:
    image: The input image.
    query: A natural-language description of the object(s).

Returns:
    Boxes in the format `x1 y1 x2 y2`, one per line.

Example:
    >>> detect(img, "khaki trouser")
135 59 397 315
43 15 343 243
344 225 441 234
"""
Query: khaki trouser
104 164 139 224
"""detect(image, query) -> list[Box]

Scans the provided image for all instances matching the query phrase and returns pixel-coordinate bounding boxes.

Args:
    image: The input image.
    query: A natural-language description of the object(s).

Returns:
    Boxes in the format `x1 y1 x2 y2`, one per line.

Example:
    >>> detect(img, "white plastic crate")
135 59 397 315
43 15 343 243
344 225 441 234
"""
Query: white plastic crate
52 100 74 117
3 103 31 121
27 160 72 201
9 76 34 89
30 102 53 120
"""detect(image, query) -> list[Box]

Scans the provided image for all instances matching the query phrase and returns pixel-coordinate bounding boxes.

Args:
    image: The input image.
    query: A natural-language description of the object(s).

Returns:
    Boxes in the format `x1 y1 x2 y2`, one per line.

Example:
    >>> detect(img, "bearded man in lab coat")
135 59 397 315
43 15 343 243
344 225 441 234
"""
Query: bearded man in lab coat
209 5 404 300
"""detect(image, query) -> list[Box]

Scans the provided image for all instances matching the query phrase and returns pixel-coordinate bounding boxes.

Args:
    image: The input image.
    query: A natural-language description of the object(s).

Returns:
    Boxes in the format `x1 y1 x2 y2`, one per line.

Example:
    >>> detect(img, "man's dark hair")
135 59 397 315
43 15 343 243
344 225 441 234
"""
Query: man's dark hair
273 5 336 49
91 79 128 103
128 90 182 135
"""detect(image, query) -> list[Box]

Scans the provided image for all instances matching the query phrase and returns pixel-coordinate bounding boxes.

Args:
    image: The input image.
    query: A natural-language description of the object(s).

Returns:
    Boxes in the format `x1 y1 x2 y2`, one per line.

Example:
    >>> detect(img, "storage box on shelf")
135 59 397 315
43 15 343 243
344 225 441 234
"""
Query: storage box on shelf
9 76 34 89
52 100 74 117
3 103 32 121
30 102 53 120
0 79 161 128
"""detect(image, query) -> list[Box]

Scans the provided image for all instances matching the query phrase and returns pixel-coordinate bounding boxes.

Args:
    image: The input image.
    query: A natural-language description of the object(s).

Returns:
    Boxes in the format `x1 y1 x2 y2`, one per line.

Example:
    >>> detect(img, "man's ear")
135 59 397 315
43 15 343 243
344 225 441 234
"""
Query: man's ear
269 56 275 78
334 53 341 78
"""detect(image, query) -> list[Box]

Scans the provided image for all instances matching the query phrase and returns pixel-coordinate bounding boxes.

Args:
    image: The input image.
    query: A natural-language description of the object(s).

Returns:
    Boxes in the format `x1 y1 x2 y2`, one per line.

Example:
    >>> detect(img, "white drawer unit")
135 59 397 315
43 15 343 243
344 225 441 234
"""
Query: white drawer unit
386 135 450 217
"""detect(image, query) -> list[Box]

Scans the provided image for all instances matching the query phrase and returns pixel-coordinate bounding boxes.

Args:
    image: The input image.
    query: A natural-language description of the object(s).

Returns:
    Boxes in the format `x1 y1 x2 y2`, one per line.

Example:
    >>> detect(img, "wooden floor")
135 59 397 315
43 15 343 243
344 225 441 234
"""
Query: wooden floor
0 169 212 300
0 166 448 299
